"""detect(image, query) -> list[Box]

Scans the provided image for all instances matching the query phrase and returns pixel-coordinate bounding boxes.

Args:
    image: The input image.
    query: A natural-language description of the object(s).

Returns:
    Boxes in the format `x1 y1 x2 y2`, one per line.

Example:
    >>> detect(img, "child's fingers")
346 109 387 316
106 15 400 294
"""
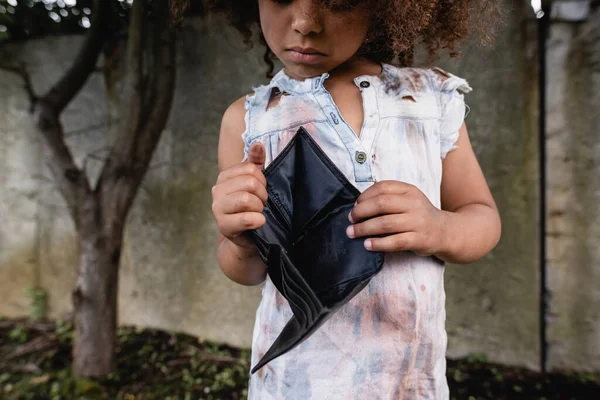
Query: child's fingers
218 212 266 237
247 142 266 170
215 162 267 187
363 232 418 252
349 194 410 223
217 191 266 216
346 214 411 239
213 175 268 204
356 180 413 204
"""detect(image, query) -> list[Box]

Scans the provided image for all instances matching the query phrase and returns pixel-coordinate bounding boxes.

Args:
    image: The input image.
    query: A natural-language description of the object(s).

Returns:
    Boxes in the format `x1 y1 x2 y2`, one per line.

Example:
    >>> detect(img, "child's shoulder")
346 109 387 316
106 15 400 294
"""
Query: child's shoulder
382 64 472 96
220 95 248 141
222 86 267 125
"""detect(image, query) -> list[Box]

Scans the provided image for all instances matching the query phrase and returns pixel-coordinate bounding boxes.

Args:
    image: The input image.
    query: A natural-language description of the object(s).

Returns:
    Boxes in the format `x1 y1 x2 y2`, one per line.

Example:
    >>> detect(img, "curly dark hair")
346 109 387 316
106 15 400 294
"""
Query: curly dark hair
174 0 501 77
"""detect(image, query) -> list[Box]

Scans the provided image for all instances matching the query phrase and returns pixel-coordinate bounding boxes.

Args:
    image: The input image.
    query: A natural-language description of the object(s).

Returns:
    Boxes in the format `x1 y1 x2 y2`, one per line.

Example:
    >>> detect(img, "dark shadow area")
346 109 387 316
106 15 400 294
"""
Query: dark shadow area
1 319 599 400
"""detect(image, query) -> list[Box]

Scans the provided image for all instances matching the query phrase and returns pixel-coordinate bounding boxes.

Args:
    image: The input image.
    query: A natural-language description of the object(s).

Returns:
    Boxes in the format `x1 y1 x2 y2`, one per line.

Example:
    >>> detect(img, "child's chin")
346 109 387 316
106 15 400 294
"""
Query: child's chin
283 63 331 80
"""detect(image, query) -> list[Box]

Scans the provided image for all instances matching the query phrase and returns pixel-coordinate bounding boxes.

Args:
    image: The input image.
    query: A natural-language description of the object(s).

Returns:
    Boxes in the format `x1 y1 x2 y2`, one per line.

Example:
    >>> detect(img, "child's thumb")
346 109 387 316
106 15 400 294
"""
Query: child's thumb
247 142 266 170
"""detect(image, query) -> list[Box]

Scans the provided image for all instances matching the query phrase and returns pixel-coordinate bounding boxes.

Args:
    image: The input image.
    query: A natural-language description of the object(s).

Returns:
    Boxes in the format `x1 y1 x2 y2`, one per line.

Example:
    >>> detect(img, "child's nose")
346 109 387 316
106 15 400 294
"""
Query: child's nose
291 2 323 36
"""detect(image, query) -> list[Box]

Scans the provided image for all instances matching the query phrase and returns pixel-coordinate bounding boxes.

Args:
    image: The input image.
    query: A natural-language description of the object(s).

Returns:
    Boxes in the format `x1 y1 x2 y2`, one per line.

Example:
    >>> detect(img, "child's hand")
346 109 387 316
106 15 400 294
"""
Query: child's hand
211 143 268 249
346 181 446 256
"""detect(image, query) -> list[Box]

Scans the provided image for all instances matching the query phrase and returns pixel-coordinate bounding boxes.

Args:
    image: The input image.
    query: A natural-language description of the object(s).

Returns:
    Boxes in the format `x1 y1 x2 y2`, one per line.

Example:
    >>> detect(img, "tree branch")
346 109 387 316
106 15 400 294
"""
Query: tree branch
122 0 146 139
0 63 37 106
31 0 112 228
95 0 146 202
137 0 177 163
42 0 112 113
33 102 90 225
97 0 177 232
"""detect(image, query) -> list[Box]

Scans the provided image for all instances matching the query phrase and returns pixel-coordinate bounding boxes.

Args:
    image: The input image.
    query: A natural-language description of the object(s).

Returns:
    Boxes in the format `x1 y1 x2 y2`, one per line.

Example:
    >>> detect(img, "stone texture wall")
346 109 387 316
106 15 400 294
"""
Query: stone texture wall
0 15 271 348
436 0 541 371
546 3 600 373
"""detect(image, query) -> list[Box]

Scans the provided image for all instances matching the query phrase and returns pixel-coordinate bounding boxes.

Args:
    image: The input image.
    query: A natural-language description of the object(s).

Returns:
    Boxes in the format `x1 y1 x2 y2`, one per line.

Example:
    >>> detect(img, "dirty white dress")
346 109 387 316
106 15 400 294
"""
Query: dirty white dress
241 63 471 400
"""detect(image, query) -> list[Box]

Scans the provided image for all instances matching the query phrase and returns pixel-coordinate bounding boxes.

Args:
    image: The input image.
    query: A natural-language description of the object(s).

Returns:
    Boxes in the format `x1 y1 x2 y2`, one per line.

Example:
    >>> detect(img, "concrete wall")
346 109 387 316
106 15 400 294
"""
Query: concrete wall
1 4 598 373
546 3 600 373
436 0 541 370
0 15 271 348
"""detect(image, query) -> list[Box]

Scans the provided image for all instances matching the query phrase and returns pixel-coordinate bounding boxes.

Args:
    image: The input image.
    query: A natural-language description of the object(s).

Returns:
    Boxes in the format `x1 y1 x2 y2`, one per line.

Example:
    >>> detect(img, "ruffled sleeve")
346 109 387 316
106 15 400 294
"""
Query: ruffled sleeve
241 93 254 162
241 84 272 162
430 67 473 159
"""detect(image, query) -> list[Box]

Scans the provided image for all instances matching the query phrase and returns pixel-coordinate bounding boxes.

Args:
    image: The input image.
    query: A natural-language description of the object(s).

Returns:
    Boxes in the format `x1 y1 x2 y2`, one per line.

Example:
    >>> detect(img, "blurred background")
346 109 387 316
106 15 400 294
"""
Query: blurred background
0 0 598 399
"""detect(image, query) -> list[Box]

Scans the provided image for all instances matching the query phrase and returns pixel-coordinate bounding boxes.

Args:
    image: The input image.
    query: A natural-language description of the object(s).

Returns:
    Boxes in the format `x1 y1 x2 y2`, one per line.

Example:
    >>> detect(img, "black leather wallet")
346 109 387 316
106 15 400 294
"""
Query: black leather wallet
247 127 385 374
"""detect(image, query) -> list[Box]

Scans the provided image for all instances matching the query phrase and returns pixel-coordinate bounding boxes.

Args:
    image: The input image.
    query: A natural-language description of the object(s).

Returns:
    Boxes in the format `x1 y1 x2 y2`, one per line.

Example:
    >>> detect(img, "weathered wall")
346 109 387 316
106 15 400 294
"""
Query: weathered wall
436 0 541 370
0 61 40 318
0 15 271 348
1 4 599 373
546 3 600 373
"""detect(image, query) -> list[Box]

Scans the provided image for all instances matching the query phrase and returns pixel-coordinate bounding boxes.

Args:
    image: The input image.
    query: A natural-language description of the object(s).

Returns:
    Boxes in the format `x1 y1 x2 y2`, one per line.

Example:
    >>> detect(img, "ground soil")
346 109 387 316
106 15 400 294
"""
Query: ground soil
1 318 599 399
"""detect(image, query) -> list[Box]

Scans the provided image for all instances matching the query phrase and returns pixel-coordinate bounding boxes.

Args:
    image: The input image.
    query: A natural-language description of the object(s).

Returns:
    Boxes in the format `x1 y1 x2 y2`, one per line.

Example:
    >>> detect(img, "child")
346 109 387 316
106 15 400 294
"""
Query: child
209 0 502 398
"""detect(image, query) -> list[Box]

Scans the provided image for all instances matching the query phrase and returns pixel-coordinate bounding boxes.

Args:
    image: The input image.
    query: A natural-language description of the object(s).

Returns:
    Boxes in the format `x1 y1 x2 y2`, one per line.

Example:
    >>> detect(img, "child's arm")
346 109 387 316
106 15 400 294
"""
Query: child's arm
347 122 501 264
435 122 501 263
212 97 268 285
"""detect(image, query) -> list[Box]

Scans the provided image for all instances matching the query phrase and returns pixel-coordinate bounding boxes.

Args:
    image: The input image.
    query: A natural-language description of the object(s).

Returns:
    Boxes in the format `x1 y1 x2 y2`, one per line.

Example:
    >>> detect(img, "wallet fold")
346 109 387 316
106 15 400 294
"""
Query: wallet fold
248 127 384 374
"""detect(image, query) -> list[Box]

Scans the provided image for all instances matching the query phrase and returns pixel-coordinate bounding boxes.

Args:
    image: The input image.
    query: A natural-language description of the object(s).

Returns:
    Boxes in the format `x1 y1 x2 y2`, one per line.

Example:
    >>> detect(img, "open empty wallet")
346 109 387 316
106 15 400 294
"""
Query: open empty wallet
247 127 385 374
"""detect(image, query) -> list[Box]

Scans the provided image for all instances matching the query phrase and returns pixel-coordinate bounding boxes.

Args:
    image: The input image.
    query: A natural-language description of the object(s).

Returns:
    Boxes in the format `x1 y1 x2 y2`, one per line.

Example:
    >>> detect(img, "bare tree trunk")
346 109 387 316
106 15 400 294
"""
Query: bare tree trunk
72 0 176 376
5 0 177 377
72 205 121 374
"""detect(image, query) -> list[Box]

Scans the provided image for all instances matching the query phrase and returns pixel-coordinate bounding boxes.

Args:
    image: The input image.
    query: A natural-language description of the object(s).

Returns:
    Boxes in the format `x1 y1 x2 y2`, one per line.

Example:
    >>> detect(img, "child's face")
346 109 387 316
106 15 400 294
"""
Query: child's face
258 0 370 80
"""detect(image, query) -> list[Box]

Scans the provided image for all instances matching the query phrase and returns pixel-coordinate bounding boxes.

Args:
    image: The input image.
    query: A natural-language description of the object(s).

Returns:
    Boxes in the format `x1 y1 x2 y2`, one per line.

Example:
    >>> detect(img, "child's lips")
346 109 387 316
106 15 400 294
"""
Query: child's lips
287 47 326 63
